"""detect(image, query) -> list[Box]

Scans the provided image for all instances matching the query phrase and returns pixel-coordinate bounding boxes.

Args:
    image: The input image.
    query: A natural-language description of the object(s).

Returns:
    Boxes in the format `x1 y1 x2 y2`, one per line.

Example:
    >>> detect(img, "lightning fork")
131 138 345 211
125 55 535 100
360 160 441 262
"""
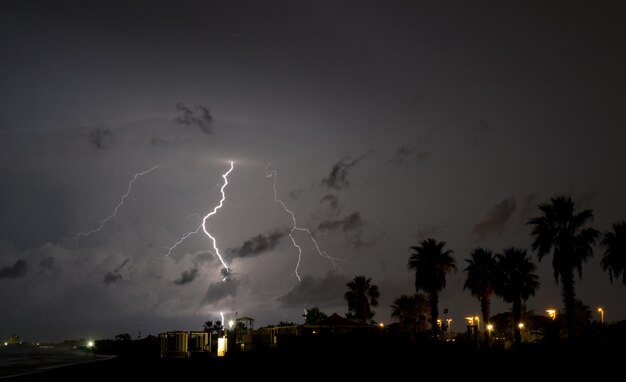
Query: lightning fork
165 162 234 280
265 165 342 281
75 166 159 240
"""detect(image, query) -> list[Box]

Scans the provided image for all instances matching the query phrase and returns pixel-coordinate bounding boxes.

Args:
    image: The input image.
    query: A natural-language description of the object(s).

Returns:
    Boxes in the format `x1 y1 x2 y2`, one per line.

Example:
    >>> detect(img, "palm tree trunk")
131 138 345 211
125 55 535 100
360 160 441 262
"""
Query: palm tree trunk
513 298 522 345
481 296 491 343
429 290 439 338
561 269 577 340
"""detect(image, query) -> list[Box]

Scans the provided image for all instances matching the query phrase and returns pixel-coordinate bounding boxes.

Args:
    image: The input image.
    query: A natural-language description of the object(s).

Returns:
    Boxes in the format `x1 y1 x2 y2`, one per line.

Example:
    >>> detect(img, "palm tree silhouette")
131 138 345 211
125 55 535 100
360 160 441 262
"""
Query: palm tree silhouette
390 293 430 335
495 247 539 345
527 196 598 340
601 221 626 285
464 248 497 336
409 238 457 338
344 276 380 323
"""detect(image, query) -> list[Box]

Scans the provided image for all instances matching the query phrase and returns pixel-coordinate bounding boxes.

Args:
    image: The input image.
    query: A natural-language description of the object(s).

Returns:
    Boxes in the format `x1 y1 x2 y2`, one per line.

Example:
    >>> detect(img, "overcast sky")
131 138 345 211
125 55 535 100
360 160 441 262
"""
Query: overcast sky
1 0 625 342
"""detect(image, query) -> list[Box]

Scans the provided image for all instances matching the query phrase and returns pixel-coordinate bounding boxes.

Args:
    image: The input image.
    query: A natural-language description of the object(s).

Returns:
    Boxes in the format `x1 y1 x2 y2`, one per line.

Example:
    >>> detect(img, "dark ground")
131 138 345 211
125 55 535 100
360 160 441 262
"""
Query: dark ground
3 341 622 381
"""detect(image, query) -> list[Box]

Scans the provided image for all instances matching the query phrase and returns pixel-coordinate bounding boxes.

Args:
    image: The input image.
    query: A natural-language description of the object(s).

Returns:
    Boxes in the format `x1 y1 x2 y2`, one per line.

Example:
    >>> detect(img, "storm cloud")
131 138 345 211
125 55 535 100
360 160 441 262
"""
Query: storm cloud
320 194 340 213
175 103 213 135
174 267 199 285
102 259 129 285
318 212 364 233
0 259 28 279
204 276 241 304
228 230 286 259
471 198 517 239
88 128 115 150
389 145 430 166
279 272 348 307
322 152 371 190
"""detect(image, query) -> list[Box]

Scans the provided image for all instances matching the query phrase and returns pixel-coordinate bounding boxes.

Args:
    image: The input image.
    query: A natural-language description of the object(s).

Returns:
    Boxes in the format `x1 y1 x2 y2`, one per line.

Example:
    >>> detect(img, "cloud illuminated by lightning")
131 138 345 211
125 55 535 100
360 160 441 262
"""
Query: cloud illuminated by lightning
265 165 341 281
75 166 159 240
165 162 234 280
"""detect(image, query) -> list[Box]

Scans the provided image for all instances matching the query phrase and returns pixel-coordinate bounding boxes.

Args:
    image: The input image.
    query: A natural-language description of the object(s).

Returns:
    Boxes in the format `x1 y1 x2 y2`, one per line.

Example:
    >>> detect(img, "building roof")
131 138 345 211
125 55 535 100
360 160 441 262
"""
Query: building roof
305 313 372 327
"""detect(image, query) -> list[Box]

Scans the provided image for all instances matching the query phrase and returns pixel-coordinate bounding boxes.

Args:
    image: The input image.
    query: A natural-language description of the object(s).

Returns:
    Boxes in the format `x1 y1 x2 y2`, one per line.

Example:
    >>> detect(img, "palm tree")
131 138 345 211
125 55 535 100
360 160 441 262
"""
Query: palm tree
495 247 539 345
464 248 497 334
601 222 626 285
344 276 380 323
408 238 457 337
390 293 430 335
303 306 328 324
527 196 599 339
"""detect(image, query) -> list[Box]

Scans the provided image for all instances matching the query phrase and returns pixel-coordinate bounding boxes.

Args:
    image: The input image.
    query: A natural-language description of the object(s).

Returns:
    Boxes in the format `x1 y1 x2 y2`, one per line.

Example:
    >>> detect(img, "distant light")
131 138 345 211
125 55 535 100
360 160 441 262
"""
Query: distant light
546 309 556 319
379 323 385 328
487 324 493 331
87 340 94 348
518 323 524 329
597 307 603 312
228 320 234 329
3 342 7 346
217 338 227 357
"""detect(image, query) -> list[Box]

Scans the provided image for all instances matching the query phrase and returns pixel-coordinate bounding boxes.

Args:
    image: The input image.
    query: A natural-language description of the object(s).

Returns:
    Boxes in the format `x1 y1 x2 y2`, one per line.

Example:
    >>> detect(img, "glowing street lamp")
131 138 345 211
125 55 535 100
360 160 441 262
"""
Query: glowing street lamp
379 322 385 328
518 323 524 329
597 307 604 324
546 309 556 320
487 324 493 333
86 340 94 348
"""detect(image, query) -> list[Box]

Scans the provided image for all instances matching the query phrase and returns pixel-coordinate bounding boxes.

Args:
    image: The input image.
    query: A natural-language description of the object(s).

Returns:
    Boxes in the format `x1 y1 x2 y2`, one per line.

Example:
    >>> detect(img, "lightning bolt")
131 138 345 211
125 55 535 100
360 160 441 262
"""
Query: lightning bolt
165 161 234 280
75 166 159 240
265 165 341 281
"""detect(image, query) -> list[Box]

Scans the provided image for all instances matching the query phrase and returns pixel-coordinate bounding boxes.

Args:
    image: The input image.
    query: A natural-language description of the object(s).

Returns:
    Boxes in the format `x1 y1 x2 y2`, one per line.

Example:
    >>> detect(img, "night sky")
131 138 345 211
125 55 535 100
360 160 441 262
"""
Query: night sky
1 1 625 342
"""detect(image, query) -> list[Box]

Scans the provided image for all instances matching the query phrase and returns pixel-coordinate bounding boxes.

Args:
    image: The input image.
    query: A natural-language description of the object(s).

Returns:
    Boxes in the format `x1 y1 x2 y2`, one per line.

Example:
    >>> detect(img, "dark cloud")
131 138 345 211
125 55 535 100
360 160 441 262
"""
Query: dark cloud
175 103 213 135
39 256 55 270
318 212 364 233
317 212 374 249
102 272 123 284
322 152 372 190
228 230 286 259
288 189 304 200
102 259 129 285
0 259 28 279
320 194 340 213
471 197 517 239
279 272 348 307
415 224 448 241
204 277 240 304
388 145 430 166
89 128 115 150
174 267 199 285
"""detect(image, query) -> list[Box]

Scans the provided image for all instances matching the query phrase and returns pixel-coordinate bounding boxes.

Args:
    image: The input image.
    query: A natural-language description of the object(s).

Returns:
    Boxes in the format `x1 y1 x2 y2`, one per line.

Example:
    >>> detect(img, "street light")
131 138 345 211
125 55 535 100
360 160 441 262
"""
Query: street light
546 309 556 320
518 323 524 329
598 307 604 324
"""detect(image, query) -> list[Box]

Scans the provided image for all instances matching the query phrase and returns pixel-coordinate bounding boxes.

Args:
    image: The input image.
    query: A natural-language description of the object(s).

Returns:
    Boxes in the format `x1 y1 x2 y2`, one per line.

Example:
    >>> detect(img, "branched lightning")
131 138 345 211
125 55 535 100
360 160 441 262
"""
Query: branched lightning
265 165 342 281
165 162 234 280
75 166 159 240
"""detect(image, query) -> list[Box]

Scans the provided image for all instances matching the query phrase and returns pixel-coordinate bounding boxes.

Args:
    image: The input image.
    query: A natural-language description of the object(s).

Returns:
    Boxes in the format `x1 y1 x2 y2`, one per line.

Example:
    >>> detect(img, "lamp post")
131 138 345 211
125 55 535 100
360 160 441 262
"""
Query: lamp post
597 307 604 324
546 309 556 320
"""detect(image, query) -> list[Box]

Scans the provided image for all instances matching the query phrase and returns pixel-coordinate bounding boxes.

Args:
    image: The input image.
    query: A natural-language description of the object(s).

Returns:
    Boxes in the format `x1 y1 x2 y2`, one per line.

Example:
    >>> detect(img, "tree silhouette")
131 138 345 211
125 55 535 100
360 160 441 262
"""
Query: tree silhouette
390 293 430 335
344 275 380 323
203 320 223 335
303 306 328 324
409 238 456 338
528 196 598 340
464 248 497 338
601 221 626 285
495 247 539 345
